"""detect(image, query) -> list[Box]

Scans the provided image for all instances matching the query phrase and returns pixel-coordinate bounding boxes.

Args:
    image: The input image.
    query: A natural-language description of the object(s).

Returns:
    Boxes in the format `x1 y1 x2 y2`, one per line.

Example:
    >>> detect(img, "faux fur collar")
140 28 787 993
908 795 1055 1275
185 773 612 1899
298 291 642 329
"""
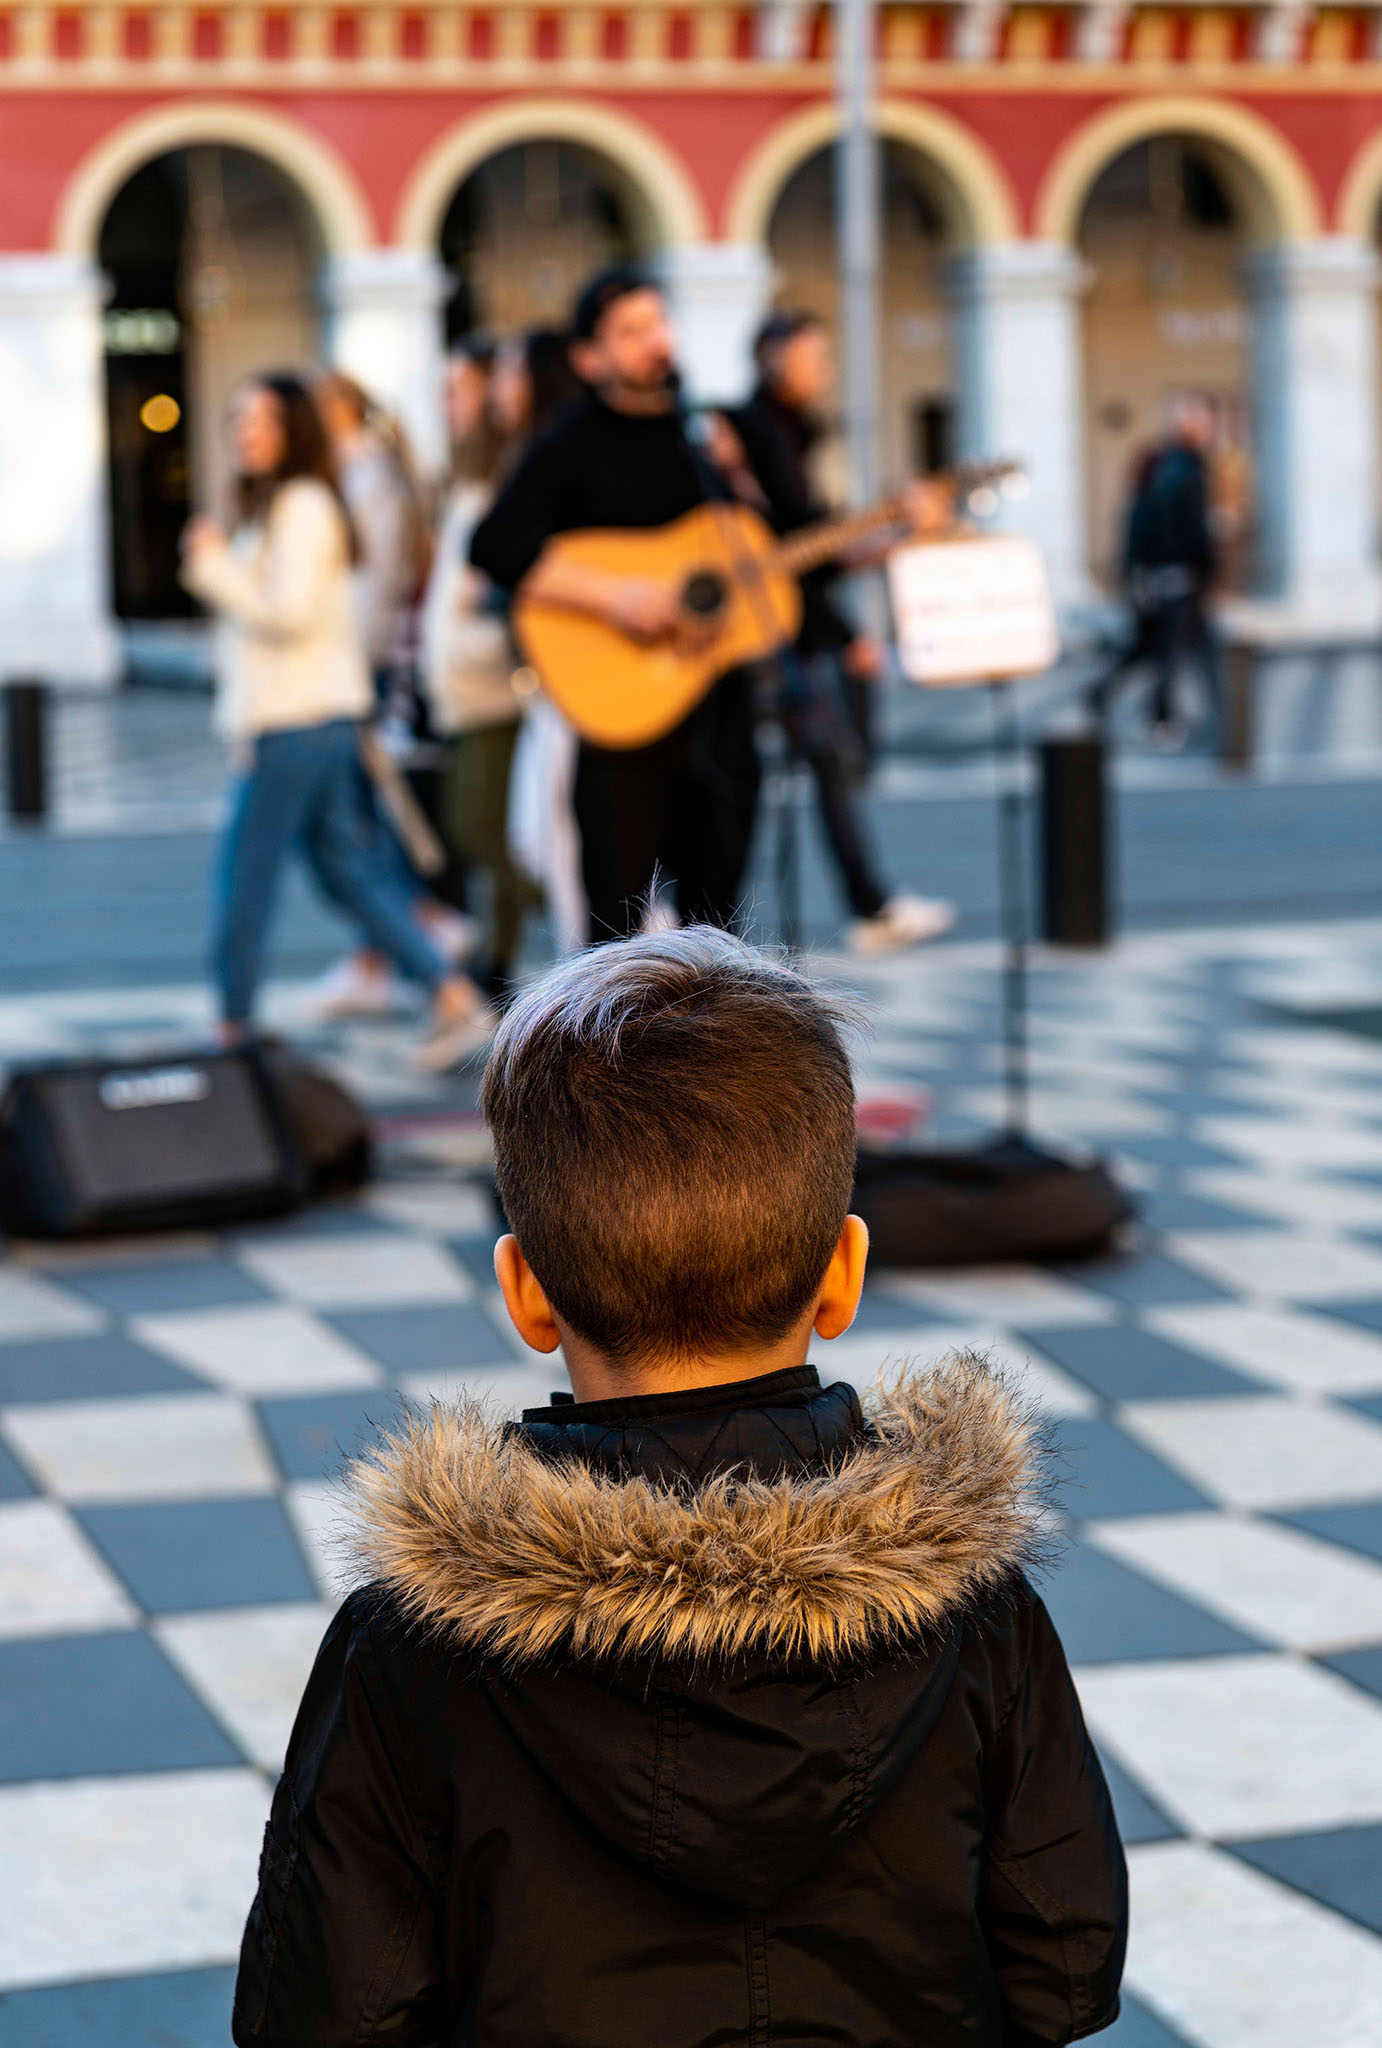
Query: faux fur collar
347 1356 1049 1667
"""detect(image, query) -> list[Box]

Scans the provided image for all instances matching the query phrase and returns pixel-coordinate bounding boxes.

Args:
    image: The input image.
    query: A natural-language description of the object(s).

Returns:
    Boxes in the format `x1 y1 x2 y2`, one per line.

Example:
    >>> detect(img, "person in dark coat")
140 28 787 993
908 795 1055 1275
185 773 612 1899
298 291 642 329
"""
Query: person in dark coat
1093 393 1220 748
728 311 954 954
232 926 1128 2048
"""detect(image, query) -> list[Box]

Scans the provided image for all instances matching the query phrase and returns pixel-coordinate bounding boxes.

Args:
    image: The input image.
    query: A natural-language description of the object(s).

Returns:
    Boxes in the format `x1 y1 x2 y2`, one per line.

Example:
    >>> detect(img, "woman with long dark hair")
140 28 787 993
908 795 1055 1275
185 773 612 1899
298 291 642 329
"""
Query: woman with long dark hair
180 371 492 1066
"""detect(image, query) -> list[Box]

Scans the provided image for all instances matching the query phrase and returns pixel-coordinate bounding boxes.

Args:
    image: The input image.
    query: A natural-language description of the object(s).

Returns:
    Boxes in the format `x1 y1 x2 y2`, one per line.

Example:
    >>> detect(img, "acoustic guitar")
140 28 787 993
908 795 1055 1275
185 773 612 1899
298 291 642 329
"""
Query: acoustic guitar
512 464 1018 750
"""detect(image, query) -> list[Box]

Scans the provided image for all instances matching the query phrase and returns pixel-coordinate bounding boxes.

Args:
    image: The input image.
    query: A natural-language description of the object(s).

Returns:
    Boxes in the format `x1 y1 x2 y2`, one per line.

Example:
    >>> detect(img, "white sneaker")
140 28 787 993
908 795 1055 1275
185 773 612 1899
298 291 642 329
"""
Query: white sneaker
308 955 404 1020
423 908 479 967
414 1001 499 1072
848 895 956 955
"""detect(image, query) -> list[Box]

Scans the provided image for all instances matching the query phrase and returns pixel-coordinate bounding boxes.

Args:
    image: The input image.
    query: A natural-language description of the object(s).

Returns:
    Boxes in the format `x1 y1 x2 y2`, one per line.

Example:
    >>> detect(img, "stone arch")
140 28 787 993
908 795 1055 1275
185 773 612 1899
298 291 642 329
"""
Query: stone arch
1034 96 1323 247
1335 128 1382 238
54 100 374 257
393 99 708 253
723 99 1019 249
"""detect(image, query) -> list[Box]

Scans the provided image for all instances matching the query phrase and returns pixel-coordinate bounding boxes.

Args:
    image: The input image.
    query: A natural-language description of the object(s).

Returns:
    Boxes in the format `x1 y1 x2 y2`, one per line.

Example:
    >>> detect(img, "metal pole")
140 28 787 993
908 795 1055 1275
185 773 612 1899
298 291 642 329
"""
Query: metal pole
834 0 880 506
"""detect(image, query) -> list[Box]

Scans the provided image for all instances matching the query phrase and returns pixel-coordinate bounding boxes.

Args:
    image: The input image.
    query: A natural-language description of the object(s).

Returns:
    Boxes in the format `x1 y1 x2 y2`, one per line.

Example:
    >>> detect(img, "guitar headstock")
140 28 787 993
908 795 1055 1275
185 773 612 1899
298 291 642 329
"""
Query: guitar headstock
946 458 1029 520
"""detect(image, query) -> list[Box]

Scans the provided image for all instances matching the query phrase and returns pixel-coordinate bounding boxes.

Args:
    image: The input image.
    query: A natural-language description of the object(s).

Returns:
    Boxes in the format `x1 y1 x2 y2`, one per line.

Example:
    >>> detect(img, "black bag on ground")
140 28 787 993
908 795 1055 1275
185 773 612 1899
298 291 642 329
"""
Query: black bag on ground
0 1046 307 1238
258 1043 372 1195
852 1135 1135 1268
0 1044 371 1238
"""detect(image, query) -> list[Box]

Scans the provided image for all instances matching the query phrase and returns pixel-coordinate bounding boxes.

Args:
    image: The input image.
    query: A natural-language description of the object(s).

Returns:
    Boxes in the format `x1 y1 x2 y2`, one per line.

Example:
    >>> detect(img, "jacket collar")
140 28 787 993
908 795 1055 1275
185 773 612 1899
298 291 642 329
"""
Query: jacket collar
347 1357 1050 1669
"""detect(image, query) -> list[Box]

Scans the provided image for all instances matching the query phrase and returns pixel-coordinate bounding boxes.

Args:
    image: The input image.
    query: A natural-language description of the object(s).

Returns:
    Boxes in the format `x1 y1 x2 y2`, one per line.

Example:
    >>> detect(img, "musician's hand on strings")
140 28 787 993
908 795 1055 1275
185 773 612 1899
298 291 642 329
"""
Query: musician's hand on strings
902 479 955 538
843 635 886 681
603 576 685 643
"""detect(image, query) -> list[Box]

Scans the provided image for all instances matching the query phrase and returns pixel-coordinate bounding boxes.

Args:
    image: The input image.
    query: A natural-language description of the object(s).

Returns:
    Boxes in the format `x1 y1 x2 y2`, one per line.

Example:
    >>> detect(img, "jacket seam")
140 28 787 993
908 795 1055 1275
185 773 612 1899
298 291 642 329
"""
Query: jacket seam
647 1692 683 1872
988 1847 1091 2033
745 1916 771 2048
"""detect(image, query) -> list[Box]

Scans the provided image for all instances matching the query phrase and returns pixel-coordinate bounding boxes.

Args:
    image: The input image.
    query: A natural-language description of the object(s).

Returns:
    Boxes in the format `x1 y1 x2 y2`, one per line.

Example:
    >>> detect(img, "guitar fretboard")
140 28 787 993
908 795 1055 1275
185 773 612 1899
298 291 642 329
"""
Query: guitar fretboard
769 461 1016 579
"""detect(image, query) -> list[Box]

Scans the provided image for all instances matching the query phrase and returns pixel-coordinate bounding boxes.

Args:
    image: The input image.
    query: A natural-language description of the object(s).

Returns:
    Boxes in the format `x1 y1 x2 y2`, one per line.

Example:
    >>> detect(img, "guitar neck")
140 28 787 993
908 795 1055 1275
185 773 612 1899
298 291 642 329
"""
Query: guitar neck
774 497 909 578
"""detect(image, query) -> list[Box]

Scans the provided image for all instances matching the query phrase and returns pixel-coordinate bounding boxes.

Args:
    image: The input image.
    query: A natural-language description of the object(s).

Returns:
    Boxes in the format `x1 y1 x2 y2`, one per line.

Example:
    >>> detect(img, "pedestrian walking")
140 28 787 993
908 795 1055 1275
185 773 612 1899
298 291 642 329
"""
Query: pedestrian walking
179 371 493 1069
1092 392 1220 750
309 369 474 1020
729 310 955 953
421 341 542 1001
232 927 1128 2048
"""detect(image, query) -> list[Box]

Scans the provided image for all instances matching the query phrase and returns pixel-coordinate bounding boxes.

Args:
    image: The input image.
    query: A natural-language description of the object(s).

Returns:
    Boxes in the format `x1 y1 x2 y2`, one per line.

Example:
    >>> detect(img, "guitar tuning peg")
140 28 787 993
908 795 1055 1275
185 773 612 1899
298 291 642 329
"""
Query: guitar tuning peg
967 485 999 518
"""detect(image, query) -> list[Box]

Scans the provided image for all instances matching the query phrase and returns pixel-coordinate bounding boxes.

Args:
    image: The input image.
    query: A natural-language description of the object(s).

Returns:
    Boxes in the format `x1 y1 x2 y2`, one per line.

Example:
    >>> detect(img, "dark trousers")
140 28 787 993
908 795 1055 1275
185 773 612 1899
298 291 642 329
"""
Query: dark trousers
777 653 887 921
1094 592 1218 730
574 671 760 942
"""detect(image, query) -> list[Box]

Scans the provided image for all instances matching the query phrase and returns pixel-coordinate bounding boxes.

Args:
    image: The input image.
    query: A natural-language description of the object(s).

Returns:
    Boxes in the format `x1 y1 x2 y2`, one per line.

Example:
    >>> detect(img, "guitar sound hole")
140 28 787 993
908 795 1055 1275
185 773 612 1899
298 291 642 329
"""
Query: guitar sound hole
682 571 727 619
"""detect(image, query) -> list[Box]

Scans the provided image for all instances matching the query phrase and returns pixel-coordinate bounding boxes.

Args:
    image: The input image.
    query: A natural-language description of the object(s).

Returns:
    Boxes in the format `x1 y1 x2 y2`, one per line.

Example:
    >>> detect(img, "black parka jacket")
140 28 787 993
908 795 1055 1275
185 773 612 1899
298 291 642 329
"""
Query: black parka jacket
234 1361 1127 2048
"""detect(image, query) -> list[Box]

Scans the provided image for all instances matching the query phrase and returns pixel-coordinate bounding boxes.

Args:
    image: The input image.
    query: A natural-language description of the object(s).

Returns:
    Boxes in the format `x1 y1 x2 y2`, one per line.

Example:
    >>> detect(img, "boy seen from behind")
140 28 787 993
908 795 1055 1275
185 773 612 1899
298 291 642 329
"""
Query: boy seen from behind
234 927 1127 2048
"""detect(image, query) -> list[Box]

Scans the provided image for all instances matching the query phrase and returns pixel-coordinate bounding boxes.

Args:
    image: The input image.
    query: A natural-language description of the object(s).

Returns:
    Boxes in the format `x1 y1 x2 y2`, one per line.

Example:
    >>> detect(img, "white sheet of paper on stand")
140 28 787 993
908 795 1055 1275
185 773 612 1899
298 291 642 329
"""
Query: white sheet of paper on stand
887 535 1060 687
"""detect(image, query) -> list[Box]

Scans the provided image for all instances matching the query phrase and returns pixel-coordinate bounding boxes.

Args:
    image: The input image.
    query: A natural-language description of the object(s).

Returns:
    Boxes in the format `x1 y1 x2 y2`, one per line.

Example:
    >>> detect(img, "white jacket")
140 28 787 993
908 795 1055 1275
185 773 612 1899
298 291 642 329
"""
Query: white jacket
420 484 521 736
182 478 372 740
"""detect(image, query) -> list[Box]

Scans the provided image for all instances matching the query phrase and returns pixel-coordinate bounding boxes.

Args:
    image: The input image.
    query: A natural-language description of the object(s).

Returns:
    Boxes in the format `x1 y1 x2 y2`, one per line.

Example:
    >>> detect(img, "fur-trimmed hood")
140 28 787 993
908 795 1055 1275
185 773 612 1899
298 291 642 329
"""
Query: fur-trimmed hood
348 1354 1048 1669
346 1357 1052 1910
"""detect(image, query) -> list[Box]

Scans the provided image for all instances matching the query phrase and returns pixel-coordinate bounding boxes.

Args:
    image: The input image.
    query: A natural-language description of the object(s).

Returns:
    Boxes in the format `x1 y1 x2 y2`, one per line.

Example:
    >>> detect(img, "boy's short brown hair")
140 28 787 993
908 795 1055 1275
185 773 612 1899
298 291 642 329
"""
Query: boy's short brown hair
482 928 858 1367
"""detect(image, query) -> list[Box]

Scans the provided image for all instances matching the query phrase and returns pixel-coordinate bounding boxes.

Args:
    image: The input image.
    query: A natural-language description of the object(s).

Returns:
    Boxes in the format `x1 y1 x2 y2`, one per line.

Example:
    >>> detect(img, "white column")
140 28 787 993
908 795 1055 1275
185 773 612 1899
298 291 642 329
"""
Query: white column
947 242 1091 610
0 254 120 687
657 242 773 406
1245 239 1382 626
320 248 450 477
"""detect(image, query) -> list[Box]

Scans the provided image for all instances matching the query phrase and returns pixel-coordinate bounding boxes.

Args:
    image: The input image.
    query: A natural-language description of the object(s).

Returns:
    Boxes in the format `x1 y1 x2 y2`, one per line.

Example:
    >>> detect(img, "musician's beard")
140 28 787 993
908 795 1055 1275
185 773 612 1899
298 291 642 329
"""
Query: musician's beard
605 361 679 413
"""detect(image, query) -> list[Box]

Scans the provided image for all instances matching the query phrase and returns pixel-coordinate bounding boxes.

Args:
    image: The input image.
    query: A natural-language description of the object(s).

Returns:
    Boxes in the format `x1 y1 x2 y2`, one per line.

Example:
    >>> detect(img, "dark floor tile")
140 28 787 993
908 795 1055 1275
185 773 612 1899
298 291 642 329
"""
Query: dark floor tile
55 1257 271 1315
0 1967 236 2048
325 1302 519 1376
0 1436 38 1499
1229 1825 1382 1937
1318 1645 1382 1702
255 1388 406 1481
1043 1539 1262 1664
1113 1134 1255 1173
1048 1416 1215 1519
446 1231 503 1288
1135 1185 1275 1234
1342 1390 1382 1426
1053 1252 1231 1309
848 1289 951 1334
77 1496 317 1613
0 1632 240 1780
1026 1324 1268 1403
1314 1300 1382 1348
0 1332 201 1404
227 1204 402 1245
1096 1747 1181 1846
1272 1501 1382 1566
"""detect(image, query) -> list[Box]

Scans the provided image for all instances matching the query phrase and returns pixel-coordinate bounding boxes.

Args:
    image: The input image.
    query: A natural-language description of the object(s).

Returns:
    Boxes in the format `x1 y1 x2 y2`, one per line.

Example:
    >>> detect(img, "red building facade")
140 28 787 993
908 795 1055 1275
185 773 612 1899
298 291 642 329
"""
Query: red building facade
5 3 1382 677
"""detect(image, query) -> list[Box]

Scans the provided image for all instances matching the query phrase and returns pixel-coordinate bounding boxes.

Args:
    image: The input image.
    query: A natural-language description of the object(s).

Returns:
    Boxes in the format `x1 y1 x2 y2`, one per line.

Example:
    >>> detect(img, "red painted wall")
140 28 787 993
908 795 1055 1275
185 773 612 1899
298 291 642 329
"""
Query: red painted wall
3 82 1380 252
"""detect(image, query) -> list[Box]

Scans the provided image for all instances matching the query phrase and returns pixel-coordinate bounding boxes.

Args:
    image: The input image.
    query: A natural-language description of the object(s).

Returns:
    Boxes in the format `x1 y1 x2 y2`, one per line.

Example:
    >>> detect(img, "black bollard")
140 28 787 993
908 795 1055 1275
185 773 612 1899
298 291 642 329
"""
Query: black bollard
5 679 48 823
1039 732 1110 947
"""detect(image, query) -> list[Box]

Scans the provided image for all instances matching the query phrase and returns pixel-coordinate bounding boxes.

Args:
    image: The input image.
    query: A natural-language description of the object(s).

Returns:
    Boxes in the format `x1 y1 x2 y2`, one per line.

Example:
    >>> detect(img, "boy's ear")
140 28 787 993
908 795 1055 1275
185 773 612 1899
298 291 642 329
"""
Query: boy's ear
813 1213 869 1342
493 1234 563 1355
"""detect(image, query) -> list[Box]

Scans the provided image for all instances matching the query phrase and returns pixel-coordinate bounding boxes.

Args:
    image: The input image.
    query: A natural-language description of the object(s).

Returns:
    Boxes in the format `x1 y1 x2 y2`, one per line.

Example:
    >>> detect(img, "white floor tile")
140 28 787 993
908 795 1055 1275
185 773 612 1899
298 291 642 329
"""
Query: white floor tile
1168 1230 1382 1303
133 1303 384 1396
1088 1511 1382 1652
398 1362 571 1417
1075 1654 1382 1838
1125 1840 1382 2048
365 1183 496 1238
1189 1169 1382 1235
284 1480 353 1601
1151 1302 1382 1395
0 1272 102 1343
1196 1117 1382 1175
1 1393 277 1503
237 1235 471 1307
881 1268 1115 1329
0 1769 269 1992
156 1603 331 1771
1121 1395 1382 1510
0 1500 136 1638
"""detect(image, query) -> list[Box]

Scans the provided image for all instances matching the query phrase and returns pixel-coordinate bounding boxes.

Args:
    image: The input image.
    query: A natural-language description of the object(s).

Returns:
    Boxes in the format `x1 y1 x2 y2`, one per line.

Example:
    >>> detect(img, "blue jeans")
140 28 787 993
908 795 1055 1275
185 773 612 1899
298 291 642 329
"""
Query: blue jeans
213 719 444 1024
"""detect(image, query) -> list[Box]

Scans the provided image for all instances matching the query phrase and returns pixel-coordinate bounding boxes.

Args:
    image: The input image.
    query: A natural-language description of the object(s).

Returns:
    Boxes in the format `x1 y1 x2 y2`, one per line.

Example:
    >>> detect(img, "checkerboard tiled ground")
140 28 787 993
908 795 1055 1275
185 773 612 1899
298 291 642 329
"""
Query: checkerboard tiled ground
6 922 1382 2045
